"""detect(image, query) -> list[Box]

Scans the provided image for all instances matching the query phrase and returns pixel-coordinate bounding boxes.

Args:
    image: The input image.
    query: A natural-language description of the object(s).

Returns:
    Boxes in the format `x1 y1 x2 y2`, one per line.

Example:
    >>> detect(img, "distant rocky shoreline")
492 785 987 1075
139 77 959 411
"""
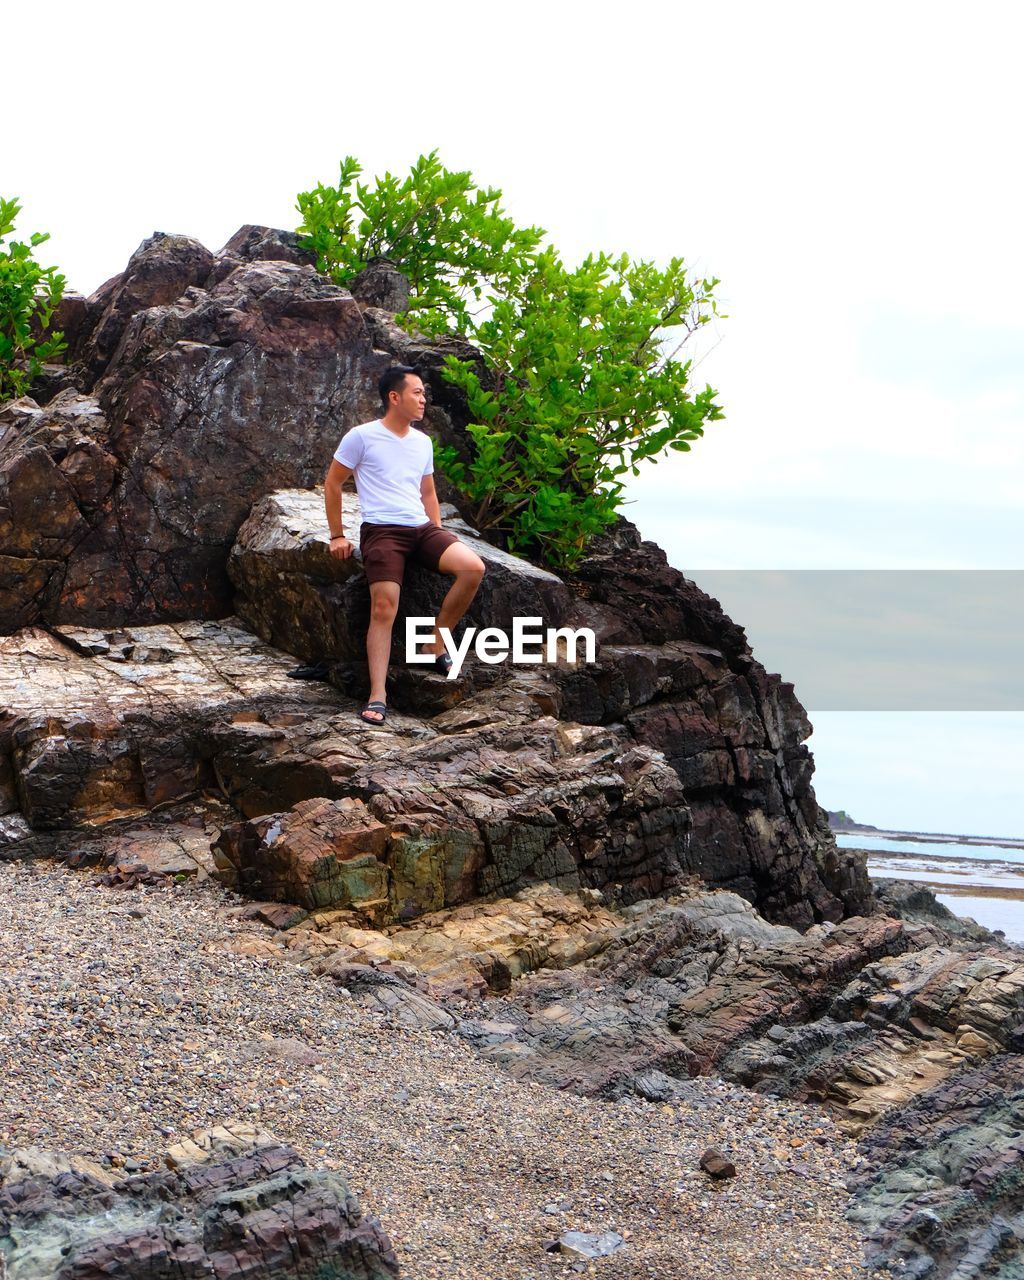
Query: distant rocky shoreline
828 813 1024 850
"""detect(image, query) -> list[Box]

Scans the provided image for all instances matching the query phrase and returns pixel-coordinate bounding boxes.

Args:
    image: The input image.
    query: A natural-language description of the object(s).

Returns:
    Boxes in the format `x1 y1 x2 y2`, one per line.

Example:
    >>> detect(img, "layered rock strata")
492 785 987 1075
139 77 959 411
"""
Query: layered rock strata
219 881 1023 1128
848 1054 1024 1278
0 1123 398 1279
0 624 688 917
0 605 852 931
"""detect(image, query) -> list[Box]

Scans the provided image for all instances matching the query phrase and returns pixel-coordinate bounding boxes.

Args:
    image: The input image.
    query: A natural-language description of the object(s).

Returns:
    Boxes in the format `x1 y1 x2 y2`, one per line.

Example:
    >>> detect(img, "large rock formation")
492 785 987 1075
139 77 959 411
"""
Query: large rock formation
226 880 1021 1125
0 237 496 637
1 229 384 628
224 879 1023 1278
848 1053 1024 1277
1 221 859 926
0 622 688 916
0 226 975 943
227 488 866 929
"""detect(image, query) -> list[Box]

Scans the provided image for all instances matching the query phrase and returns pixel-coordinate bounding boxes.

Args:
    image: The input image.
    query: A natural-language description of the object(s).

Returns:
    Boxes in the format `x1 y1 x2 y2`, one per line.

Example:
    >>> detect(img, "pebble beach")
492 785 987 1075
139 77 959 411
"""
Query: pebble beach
0 860 890 1279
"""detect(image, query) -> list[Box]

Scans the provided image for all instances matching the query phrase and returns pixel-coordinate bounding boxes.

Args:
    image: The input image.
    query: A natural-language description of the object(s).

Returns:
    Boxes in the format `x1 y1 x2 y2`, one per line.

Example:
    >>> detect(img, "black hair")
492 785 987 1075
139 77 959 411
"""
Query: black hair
378 365 424 407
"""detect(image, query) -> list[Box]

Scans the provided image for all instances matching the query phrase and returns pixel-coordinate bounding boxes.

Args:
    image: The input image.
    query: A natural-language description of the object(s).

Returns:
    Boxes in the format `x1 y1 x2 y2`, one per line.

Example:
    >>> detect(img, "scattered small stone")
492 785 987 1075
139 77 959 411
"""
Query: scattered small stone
258 1037 321 1066
700 1147 737 1179
557 1231 625 1260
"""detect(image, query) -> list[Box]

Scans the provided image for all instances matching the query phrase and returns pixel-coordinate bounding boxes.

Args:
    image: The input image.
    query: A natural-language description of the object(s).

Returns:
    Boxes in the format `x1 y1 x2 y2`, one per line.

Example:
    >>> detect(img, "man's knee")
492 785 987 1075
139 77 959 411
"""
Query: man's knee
371 599 399 624
370 590 400 624
459 561 485 596
437 541 486 580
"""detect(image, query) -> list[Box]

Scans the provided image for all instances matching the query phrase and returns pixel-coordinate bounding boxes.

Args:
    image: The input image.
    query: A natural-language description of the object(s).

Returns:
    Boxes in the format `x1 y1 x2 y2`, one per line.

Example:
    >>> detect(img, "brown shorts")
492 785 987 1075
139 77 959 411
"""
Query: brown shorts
359 521 460 586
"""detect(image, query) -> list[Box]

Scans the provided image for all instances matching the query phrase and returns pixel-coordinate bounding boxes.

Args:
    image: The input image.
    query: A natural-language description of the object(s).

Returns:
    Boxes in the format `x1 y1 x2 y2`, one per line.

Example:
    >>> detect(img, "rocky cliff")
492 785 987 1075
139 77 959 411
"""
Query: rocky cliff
1 225 862 931
2 227 1022 1278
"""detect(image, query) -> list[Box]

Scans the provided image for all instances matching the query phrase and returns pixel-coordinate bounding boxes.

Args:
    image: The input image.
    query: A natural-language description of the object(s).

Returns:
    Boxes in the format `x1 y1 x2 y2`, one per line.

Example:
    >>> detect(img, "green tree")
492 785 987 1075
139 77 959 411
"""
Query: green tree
296 154 724 570
437 247 723 568
0 197 67 401
295 150 544 338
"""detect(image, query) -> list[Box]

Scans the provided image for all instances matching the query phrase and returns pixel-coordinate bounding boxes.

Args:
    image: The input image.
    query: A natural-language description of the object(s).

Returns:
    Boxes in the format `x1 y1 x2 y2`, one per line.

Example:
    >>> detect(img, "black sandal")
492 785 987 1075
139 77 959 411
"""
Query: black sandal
434 651 453 674
360 701 387 725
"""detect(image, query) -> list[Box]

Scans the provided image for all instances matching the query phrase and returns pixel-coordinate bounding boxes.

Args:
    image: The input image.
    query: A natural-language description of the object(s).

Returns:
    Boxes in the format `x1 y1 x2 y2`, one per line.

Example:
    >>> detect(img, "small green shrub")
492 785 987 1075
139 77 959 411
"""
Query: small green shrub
0 197 67 401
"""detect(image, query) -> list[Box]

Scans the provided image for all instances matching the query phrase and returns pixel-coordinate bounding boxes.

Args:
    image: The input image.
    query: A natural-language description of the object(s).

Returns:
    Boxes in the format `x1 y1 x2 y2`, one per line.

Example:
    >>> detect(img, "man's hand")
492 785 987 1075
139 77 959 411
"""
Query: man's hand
324 461 354 557
329 535 354 560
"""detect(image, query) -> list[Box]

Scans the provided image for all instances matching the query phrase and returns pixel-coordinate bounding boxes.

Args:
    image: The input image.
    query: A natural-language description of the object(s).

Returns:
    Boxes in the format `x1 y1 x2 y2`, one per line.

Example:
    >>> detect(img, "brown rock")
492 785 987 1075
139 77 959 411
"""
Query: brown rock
349 257 411 312
227 487 572 670
213 715 690 923
75 231 215 377
699 1147 736 1179
216 796 391 914
226 486 872 932
288 882 624 998
1 241 391 630
0 621 343 831
238 901 311 931
1 222 876 951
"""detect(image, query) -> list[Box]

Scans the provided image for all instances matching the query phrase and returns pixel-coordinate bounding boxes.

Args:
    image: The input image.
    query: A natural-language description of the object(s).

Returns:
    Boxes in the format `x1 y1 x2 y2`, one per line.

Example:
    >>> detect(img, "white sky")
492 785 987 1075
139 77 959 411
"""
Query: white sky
6 0 1023 836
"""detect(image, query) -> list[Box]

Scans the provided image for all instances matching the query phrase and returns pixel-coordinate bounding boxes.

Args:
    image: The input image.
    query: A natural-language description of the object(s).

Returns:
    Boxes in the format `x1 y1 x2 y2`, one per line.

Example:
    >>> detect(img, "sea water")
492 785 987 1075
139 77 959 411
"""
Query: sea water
835 833 1024 945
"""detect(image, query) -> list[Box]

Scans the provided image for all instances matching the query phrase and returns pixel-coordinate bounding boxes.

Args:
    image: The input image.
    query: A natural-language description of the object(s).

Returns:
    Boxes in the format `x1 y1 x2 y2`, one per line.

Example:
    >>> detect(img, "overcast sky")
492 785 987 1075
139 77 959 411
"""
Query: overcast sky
7 0 1022 836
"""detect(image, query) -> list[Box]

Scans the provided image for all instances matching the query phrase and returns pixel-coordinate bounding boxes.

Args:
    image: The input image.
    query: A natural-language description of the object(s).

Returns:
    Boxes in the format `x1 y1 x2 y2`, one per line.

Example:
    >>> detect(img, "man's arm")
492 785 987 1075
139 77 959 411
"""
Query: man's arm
420 474 442 527
325 459 354 557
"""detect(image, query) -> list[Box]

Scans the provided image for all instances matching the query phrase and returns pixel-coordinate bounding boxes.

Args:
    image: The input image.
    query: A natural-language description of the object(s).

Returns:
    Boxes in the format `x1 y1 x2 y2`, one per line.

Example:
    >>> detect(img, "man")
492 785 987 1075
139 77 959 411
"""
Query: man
324 365 486 725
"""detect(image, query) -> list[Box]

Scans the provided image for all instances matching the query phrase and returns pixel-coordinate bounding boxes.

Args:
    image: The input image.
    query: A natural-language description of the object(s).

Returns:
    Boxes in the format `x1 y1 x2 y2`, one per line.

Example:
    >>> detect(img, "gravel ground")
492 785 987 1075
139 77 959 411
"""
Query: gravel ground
0 861 890 1280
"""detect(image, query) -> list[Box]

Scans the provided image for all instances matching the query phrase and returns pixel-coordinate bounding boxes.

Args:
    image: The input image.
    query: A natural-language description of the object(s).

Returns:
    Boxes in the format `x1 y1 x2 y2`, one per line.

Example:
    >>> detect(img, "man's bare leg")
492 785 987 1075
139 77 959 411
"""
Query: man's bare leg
429 543 486 656
364 580 400 719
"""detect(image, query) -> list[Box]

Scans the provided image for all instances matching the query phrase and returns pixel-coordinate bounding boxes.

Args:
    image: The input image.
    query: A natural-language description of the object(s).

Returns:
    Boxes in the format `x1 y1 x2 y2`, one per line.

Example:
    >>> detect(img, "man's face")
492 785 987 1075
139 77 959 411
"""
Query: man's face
392 375 427 421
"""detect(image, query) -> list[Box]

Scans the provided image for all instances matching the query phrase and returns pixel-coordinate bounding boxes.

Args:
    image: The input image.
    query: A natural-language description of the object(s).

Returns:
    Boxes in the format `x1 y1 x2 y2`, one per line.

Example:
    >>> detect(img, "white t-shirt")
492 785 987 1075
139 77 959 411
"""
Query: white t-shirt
333 419 434 526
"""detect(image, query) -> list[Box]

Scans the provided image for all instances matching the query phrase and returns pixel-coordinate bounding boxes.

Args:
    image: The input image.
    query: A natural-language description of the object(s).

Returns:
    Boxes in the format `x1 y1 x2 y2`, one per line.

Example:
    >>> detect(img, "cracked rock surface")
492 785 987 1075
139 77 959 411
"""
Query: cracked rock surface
228 488 870 932
4 222 867 929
